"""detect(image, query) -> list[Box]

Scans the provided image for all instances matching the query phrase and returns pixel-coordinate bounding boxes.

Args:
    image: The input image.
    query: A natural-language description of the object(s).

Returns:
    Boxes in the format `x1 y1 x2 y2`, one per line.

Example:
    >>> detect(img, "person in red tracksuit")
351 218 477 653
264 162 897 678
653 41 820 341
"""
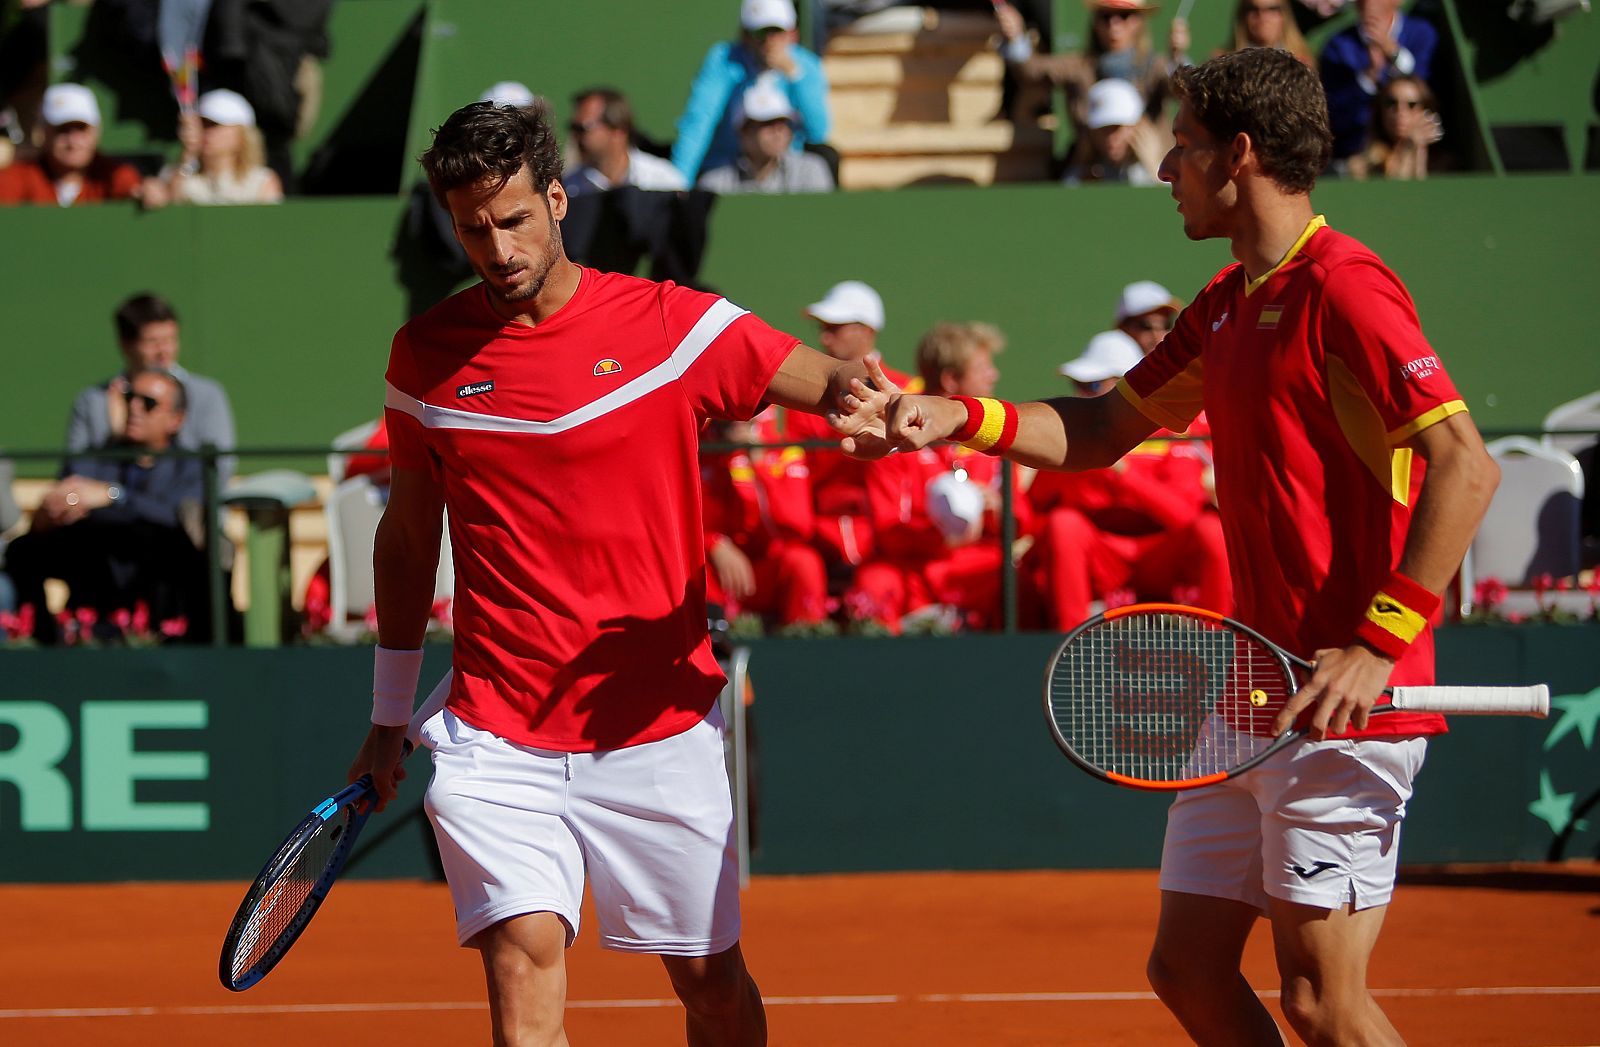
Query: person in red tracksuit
783 280 920 572
702 409 827 626
1025 329 1230 629
845 321 1030 631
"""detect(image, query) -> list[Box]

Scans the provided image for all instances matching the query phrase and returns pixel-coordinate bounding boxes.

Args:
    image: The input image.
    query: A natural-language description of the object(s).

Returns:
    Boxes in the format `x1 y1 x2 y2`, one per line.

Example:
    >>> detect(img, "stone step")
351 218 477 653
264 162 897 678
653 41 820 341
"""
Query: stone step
823 50 1005 89
830 80 1005 129
831 120 1049 156
839 149 1052 188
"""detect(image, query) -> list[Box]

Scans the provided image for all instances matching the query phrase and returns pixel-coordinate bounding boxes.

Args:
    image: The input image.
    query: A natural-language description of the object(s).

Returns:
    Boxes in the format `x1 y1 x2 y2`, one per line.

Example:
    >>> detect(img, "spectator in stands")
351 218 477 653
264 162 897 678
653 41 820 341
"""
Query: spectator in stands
158 88 283 205
66 293 238 490
1114 279 1182 354
846 321 1028 632
701 411 828 628
0 83 151 206
1222 0 1315 68
1003 0 1189 137
1346 73 1440 180
3 367 210 643
1026 330 1229 627
697 82 835 194
671 0 831 183
563 87 688 195
1062 78 1169 186
785 280 911 573
1319 0 1437 161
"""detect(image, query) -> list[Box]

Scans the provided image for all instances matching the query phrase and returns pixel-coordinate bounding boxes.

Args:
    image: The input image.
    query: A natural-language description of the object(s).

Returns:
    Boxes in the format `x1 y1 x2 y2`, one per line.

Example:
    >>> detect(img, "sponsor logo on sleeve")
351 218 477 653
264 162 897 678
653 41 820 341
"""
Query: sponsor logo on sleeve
456 380 494 399
1402 355 1440 380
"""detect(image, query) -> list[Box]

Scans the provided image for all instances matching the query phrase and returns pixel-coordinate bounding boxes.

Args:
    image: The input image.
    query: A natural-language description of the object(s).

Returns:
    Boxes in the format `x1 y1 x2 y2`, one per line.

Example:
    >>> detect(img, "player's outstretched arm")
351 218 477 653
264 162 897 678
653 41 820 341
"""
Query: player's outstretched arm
765 344 897 452
874 387 1158 472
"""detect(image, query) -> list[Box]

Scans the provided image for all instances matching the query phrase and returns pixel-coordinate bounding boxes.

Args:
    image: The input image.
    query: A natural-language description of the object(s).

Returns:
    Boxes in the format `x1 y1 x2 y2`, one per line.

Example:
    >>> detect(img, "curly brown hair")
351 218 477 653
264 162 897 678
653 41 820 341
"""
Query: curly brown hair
420 99 563 205
1171 47 1330 193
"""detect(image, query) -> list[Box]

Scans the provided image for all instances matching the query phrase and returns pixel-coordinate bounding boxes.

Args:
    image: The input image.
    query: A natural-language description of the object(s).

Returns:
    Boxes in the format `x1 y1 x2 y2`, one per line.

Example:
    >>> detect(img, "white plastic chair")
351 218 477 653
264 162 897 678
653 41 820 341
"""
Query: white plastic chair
1460 436 1585 616
1541 390 1600 459
323 472 453 638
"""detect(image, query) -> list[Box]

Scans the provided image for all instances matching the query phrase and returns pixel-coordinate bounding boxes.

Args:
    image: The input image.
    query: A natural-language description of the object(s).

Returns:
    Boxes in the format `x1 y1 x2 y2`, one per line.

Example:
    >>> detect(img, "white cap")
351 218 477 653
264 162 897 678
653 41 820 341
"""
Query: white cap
197 89 256 127
1115 280 1182 322
1059 329 1144 383
41 83 100 128
804 280 885 331
479 81 536 108
736 82 795 125
1085 78 1145 130
926 472 985 540
741 0 797 31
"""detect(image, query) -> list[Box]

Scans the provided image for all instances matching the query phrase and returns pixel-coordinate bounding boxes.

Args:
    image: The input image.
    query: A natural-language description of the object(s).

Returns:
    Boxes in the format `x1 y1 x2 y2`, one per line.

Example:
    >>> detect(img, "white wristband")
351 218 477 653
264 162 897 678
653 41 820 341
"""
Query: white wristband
372 646 425 726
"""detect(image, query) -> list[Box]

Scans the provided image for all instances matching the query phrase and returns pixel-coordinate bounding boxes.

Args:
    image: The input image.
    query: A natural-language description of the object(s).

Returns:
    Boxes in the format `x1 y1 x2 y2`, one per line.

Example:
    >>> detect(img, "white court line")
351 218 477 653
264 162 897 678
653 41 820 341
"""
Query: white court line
3 986 1597 1020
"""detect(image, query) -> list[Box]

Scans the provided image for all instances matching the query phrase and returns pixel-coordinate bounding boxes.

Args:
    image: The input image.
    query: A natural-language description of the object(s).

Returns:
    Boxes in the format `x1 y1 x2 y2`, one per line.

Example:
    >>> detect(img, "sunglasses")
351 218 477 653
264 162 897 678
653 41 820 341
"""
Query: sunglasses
1126 317 1173 333
1381 97 1424 110
568 119 607 135
123 390 163 411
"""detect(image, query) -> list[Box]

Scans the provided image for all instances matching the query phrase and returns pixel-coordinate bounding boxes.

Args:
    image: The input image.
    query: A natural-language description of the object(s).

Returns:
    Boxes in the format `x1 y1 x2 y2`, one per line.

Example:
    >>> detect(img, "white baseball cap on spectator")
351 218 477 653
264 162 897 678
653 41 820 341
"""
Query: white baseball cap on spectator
197 89 256 127
479 81 536 108
41 83 101 128
736 82 795 125
1085 78 1145 130
1058 329 1144 383
741 0 797 31
1116 280 1182 322
804 280 885 331
926 471 986 541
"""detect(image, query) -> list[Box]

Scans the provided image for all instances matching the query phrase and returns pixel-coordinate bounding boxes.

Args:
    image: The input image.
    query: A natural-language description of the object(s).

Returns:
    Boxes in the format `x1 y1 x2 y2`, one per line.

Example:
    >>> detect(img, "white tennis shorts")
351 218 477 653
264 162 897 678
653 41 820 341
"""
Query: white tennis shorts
418 702 741 955
1158 733 1430 912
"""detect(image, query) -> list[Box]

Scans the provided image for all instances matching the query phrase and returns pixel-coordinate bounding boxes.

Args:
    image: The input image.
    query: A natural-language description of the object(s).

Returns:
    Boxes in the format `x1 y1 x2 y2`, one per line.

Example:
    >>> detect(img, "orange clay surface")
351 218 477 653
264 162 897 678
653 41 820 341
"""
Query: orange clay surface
2 869 1597 1046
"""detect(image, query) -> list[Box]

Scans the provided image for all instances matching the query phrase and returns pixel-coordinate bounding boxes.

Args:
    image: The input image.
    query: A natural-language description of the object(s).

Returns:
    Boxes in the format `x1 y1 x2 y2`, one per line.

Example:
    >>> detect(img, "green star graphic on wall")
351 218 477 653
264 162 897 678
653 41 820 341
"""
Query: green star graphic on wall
1542 686 1600 751
1527 770 1578 835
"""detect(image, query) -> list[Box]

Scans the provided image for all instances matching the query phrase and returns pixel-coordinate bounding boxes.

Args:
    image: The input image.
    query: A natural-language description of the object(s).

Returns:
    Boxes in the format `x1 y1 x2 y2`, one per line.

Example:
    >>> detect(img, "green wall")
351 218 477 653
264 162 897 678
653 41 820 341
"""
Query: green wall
4 175 1593 475
0 629 1594 883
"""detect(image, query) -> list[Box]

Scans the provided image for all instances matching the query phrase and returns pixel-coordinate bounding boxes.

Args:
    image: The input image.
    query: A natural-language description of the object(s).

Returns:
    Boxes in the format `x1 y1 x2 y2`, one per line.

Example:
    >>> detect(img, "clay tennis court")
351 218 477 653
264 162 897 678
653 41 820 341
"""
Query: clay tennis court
3 867 1596 1045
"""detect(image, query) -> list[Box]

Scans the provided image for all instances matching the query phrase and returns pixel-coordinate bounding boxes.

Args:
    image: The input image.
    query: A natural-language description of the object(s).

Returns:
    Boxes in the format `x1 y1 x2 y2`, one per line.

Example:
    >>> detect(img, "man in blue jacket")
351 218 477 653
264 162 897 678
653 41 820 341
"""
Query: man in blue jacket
1320 0 1437 160
672 0 832 182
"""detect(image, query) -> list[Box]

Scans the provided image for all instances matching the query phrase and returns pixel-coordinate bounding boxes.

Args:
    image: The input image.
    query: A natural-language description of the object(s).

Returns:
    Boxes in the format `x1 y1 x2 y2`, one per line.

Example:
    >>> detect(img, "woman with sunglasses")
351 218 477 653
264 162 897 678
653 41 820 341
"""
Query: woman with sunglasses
1346 74 1440 180
1222 0 1315 68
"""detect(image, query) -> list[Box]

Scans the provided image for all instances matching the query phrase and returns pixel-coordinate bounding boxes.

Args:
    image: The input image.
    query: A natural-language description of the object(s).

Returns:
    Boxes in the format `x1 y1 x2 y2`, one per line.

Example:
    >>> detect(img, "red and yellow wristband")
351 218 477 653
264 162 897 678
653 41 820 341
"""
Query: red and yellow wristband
1353 571 1440 660
949 396 1019 456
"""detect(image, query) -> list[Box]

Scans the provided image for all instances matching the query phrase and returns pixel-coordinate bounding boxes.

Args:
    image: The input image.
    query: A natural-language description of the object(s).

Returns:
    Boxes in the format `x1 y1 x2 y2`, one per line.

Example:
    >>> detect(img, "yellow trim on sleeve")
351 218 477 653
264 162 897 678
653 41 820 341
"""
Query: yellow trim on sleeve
1245 215 1327 297
1115 379 1190 434
1387 400 1468 444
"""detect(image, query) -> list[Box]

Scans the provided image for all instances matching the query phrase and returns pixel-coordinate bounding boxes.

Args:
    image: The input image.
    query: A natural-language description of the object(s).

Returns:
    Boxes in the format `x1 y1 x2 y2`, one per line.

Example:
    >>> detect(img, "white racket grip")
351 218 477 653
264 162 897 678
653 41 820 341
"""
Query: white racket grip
1389 684 1549 717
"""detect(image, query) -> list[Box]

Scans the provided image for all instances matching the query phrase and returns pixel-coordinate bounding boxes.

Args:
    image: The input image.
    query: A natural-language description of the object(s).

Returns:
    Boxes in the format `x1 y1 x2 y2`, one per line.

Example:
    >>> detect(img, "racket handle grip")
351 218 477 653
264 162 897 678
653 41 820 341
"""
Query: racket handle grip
1389 684 1549 717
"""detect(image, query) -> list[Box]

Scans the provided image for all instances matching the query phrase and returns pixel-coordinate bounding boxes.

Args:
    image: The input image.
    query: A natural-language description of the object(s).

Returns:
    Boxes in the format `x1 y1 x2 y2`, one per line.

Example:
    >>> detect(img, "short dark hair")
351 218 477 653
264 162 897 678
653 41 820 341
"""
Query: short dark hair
571 87 633 134
419 99 563 205
1171 48 1331 194
114 293 179 343
128 366 188 414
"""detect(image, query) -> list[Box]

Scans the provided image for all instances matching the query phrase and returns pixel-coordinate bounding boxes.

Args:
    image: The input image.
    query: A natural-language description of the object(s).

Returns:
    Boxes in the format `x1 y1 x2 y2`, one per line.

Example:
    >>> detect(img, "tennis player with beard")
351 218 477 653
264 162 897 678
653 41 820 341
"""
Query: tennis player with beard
345 99 883 1047
857 48 1499 1047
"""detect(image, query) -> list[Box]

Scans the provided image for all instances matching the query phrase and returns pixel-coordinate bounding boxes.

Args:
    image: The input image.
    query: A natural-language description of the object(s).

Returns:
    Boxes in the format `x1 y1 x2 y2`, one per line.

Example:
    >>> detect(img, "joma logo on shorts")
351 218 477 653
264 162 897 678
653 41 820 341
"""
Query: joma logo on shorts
1292 861 1338 879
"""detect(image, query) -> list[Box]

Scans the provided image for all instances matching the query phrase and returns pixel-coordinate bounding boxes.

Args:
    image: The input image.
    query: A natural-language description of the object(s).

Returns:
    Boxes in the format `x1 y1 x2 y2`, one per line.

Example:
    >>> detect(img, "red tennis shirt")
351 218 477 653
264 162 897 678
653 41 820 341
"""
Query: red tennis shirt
1118 217 1467 738
384 268 799 751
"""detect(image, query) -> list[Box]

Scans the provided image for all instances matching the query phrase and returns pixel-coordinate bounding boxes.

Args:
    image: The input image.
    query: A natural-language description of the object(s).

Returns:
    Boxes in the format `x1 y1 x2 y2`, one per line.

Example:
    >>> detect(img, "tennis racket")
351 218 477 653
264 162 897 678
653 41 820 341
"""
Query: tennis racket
218 741 413 991
1044 603 1548 791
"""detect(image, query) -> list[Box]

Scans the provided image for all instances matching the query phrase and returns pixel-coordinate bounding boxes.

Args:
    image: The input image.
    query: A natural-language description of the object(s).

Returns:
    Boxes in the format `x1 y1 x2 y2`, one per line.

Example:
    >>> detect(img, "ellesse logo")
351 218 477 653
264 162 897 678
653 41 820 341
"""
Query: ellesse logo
456 380 494 399
593 359 622 376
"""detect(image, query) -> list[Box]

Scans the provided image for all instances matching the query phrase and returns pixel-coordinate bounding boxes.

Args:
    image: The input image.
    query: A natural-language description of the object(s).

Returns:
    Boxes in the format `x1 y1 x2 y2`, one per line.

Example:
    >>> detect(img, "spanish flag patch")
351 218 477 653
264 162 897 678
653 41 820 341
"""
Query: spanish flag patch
593 358 622 376
1258 305 1284 329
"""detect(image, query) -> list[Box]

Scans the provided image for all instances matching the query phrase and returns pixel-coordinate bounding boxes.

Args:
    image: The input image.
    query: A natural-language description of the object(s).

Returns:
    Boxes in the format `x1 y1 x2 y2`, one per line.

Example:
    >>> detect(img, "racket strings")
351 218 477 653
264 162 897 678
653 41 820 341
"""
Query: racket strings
228 813 349 982
1050 611 1293 784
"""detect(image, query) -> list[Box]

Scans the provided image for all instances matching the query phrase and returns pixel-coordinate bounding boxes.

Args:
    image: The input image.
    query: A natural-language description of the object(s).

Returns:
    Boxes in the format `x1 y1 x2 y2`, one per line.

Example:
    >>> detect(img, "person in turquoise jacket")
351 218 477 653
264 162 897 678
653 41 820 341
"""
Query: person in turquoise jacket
671 0 832 182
